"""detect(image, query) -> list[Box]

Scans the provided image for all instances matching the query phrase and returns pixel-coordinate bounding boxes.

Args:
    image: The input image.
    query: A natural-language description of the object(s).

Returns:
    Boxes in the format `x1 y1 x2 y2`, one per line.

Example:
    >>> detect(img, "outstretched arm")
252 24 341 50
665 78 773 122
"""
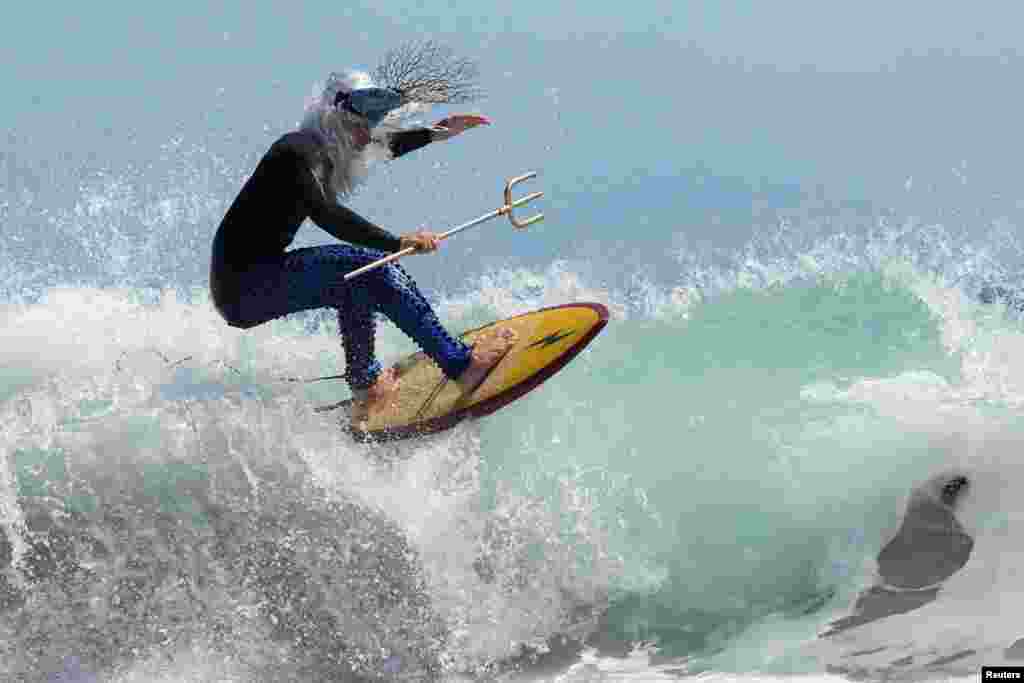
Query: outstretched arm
377 114 491 159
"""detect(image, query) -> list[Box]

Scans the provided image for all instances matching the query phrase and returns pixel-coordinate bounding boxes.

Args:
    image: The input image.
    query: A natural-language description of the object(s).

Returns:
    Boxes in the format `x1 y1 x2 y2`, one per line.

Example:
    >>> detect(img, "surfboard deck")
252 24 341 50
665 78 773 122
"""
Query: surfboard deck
316 302 609 442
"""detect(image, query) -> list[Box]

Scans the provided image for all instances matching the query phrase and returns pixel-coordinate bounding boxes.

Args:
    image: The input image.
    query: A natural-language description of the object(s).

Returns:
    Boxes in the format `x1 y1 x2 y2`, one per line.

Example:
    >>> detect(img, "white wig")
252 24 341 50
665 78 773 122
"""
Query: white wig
299 69 394 198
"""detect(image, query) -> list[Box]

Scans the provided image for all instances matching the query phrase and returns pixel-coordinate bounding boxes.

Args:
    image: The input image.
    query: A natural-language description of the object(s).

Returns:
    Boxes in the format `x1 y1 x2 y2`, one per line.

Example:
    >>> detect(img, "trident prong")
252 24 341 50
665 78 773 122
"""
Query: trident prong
502 172 545 229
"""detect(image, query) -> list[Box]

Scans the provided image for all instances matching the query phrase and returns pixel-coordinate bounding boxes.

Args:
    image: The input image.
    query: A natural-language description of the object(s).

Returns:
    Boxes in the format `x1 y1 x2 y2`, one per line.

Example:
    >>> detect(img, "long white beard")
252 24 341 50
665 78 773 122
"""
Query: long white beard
299 108 394 198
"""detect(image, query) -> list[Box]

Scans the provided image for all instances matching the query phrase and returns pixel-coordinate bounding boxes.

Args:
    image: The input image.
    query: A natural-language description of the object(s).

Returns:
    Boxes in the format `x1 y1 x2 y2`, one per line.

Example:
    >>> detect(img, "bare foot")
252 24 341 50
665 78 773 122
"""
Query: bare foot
350 367 401 428
455 327 519 395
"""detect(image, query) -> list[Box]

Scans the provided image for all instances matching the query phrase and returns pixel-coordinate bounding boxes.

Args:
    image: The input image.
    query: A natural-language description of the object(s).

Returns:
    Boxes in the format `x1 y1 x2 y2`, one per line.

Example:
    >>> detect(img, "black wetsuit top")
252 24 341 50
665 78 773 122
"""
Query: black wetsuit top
210 127 433 312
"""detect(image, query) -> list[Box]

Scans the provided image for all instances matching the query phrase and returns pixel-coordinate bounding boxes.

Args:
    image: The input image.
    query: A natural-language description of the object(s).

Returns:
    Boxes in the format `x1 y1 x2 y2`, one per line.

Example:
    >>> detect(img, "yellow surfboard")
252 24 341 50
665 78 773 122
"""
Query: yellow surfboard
318 302 609 442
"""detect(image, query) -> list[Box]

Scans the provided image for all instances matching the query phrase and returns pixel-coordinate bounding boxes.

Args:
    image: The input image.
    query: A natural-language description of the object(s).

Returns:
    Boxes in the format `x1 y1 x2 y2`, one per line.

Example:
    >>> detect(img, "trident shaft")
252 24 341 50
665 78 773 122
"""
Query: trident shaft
343 172 544 281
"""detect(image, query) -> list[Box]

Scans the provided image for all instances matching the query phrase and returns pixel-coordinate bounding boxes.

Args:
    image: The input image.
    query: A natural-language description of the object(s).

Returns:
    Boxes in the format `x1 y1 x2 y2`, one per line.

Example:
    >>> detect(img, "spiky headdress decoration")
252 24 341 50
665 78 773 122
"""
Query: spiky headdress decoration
373 40 483 106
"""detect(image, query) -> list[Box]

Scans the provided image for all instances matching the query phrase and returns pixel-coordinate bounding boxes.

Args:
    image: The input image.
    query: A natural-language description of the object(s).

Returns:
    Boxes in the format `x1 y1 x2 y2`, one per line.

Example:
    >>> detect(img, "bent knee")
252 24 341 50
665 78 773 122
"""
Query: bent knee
354 263 410 296
378 261 416 290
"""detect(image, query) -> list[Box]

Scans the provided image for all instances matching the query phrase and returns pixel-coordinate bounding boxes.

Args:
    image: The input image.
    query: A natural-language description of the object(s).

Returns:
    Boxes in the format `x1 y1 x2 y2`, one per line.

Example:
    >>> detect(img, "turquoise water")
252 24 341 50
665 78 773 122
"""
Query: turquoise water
5 252 1024 680
6 2 1024 681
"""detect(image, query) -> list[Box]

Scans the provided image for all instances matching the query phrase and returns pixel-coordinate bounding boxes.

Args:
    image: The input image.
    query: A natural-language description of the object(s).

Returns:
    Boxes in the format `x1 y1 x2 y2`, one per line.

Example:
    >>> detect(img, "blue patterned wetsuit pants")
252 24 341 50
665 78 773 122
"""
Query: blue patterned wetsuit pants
225 245 472 391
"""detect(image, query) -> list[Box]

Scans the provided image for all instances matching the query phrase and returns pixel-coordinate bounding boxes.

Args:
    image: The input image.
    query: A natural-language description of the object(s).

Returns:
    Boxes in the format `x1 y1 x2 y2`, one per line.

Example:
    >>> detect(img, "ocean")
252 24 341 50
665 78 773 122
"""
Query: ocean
4 2 1024 681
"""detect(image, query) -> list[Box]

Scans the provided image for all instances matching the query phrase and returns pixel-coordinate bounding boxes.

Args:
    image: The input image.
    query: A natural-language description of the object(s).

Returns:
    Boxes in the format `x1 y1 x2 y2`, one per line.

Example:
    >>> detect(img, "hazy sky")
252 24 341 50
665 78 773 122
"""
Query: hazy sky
4 1 1024 290
6 2 1020 172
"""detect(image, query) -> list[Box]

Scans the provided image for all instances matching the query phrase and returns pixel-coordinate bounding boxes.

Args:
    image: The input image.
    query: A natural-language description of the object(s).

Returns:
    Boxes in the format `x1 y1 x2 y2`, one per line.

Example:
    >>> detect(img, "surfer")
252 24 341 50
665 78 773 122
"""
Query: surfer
209 43 517 425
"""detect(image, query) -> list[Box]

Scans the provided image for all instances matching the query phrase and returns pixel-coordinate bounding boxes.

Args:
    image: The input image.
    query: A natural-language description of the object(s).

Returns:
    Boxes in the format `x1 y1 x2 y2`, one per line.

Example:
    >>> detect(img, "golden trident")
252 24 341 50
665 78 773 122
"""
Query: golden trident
343 172 544 281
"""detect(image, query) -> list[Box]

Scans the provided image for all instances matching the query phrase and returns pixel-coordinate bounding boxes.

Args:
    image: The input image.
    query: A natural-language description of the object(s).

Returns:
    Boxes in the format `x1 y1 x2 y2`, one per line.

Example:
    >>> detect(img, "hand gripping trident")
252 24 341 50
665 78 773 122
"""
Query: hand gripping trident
343 172 544 281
